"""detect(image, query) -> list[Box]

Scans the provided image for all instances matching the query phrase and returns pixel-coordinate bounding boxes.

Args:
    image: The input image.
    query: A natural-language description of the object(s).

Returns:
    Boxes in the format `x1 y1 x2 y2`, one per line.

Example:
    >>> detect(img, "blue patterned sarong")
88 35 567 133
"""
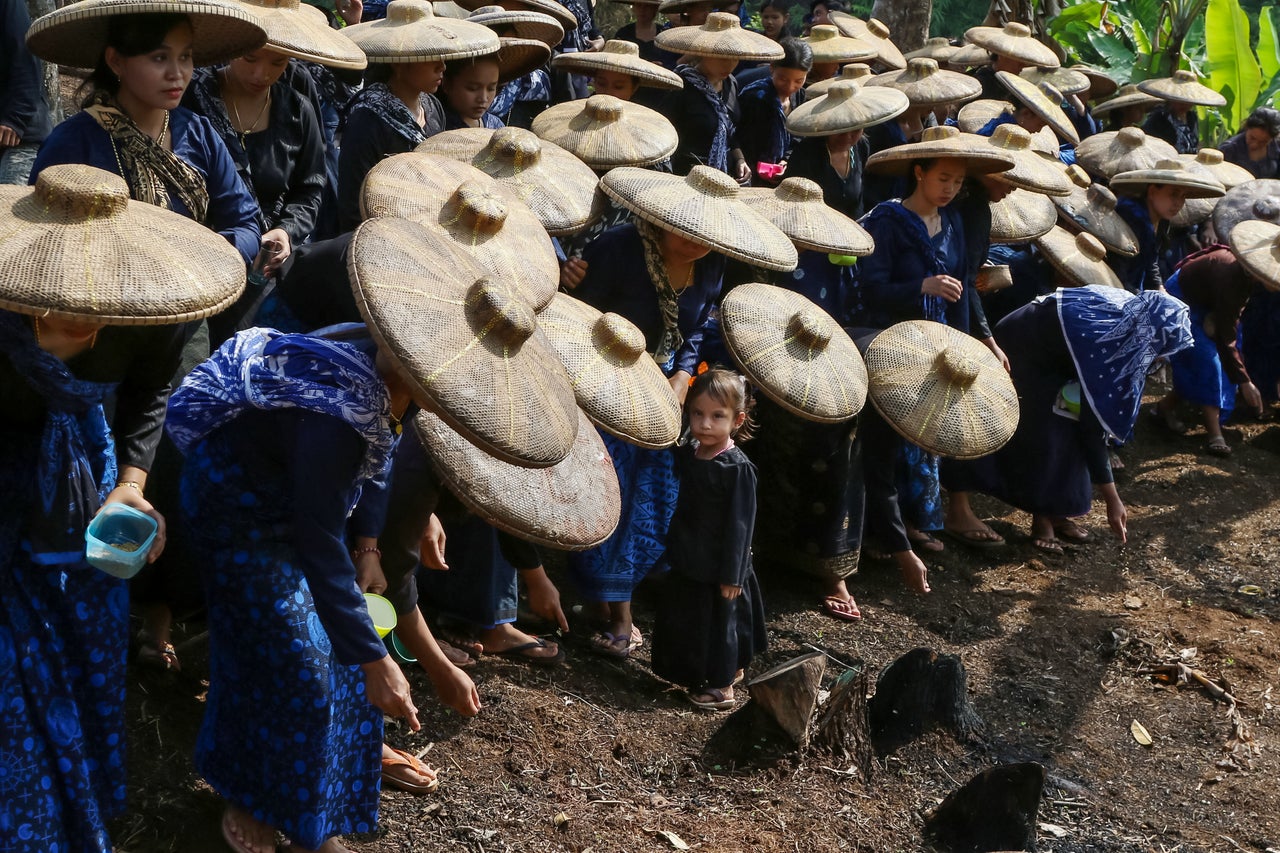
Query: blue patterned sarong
1167 271 1235 420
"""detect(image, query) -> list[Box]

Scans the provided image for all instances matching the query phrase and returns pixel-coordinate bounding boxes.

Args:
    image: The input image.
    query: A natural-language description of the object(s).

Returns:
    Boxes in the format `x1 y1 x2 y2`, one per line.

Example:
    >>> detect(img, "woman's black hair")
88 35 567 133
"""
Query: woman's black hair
809 0 845 13
1243 107 1280 137
774 36 813 71
759 0 793 36
82 13 190 106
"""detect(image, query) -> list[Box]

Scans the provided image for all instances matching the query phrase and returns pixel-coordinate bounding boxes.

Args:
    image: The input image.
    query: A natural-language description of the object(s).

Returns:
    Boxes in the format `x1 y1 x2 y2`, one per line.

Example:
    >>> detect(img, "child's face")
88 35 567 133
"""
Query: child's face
688 393 744 450
761 7 786 37
441 60 500 121
771 66 808 99
591 69 640 100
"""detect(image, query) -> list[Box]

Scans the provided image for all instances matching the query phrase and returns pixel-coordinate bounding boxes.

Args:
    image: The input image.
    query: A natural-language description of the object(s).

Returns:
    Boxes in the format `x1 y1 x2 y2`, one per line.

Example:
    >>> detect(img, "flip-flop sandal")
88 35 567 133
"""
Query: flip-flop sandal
1052 521 1090 542
589 631 632 660
137 641 181 672
1031 537 1065 555
908 532 945 553
822 595 862 622
381 746 439 794
434 637 477 668
493 637 565 666
688 687 735 711
221 807 274 853
1205 438 1233 457
940 527 1006 549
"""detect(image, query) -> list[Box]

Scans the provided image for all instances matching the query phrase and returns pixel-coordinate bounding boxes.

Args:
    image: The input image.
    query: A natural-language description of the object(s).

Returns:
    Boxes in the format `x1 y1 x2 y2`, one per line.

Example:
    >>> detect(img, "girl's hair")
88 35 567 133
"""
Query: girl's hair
774 37 813 71
759 0 793 36
82 13 190 106
687 367 757 441
810 0 844 13
444 55 501 77
1243 106 1280 137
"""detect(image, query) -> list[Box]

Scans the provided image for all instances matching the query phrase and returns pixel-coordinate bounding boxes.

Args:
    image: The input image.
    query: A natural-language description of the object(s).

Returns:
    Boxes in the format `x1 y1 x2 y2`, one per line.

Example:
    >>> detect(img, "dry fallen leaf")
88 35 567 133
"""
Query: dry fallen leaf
1123 596 1144 610
1039 822 1069 839
553 812 570 830
654 829 691 850
1131 719 1153 747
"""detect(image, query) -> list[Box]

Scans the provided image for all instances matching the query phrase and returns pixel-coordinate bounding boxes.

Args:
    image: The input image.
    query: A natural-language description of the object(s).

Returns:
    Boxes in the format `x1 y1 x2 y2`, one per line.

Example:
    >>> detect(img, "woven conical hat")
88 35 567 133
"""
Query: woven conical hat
349 216 577 468
1213 179 1280 241
1018 65 1088 96
1138 70 1227 107
985 123 1072 195
805 63 873 97
536 293 682 447
415 127 600 236
829 14 906 70
947 42 991 70
989 187 1057 243
467 5 563 46
360 152 558 309
1171 151 1252 227
963 21 1059 68
740 178 874 255
415 408 620 549
996 71 1080 144
1052 166 1140 256
492 36 552 83
0 165 245 324
343 0 499 62
26 0 265 68
1091 84 1162 117
600 166 797 271
236 0 366 69
864 320 1019 459
1030 125 1059 157
551 39 684 89
530 95 677 169
655 12 784 61
1109 158 1226 200
1074 126 1178 179
865 125 1016 176
451 0 577 32
956 98 1012 134
786 79 909 136
905 37 956 63
1075 66 1118 99
803 24 877 64
1229 219 1280 293
1035 225 1122 288
722 283 867 423
867 57 981 107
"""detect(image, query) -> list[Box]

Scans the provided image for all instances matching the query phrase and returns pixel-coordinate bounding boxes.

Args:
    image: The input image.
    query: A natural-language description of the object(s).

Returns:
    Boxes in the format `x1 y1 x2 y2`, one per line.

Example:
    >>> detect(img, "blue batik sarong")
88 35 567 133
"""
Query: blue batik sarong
1166 270 1236 421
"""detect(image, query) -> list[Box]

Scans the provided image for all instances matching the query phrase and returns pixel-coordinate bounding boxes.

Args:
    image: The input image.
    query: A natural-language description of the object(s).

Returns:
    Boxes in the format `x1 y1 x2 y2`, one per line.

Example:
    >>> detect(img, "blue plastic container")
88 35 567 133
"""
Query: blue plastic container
85 504 158 579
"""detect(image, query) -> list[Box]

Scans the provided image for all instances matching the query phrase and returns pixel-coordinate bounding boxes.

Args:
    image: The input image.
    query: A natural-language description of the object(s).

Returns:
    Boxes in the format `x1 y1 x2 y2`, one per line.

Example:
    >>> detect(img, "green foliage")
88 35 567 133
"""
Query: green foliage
1258 4 1280 78
928 0 985 39
1205 0 1265 129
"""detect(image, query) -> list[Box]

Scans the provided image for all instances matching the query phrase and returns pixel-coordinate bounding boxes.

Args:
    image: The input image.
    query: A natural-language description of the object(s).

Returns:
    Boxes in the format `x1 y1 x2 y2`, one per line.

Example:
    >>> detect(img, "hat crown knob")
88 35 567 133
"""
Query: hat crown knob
1086 182 1117 211
776 177 823 204
687 165 739 198
584 94 624 122
810 24 838 41
1003 22 1032 38
33 165 129 221
1077 231 1107 261
906 57 939 78
920 125 959 143
935 347 980 387
990 122 1031 150
1172 69 1197 83
705 12 740 31
1065 164 1091 188
843 63 871 79
593 312 646 361
1117 126 1146 148
489 127 543 166
1154 157 1182 171
388 0 434 23
453 180 509 234
826 80 860 100
926 37 949 46
468 278 536 343
1195 148 1224 165
867 18 890 39
788 309 831 350
1253 197 1280 220
602 39 639 57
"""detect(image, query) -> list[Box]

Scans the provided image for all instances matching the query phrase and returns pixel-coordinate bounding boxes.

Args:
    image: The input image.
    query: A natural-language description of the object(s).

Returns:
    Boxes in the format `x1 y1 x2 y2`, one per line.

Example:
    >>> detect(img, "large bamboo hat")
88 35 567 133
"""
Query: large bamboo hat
360 153 559 310
491 36 552 83
804 63 873 97
1228 219 1280 293
599 166 797 271
829 13 906 70
865 125 1016 176
985 123 1072 196
27 0 266 68
1074 127 1179 180
536 293 682 448
1052 166 1140 256
451 0 577 32
349 216 578 467
1172 149 1254 227
995 71 1080 144
466 5 563 46
956 99 1013 134
654 12 784 61
415 127 600 236
803 24 877 65
0 166 245 324
415 408 620 549
864 320 1019 459
989 187 1057 243
1109 159 1226 200
1138 70 1227 107
740 178 874 256
1213 179 1280 241
1018 65 1089 96
343 0 499 62
946 42 991 70
904 37 957 63
866 58 982 108
786 80 909 136
530 95 678 170
963 21 1059 68
1035 225 1123 288
551 39 684 89
1090 84 1162 117
1075 66 1118 100
721 283 868 423
234 0 366 69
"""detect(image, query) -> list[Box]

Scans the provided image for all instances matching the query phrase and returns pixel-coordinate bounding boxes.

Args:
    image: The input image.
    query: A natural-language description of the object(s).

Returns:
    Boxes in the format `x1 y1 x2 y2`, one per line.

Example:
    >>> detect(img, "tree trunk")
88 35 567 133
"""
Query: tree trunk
867 648 984 756
869 0 931 53
811 666 874 782
745 651 826 750
924 763 1047 852
26 0 63 124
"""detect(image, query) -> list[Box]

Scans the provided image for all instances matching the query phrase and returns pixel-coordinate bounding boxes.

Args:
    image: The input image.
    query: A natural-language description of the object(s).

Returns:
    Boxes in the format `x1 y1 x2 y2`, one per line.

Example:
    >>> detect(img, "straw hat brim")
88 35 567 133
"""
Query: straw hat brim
360 153 560 310
989 188 1057 243
804 67 873 97
600 167 798 271
1213 178 1280 241
494 37 552 82
1109 168 1226 200
864 136 1016 177
1076 66 1118 99
349 215 579 468
0 166 246 324
956 99 1012 134
996 71 1080 144
1074 129 1179 180
829 12 906 69
1019 66 1089 95
1052 186 1140 256
415 128 601 235
804 33 879 64
1035 225 1123 288
1090 89 1163 116
864 320 1020 459
655 24 784 61
530 96 678 169
344 11 500 62
453 0 578 32
1137 76 1227 107
866 67 982 107
785 85 910 136
947 43 991 69
551 48 684 89
537 293 683 447
1170 196 1216 228
26 0 266 68
904 40 957 63
992 146 1073 196
248 3 367 69
1176 153 1254 189
739 184 875 256
468 9 564 46
1229 219 1280 293
962 25 1059 67
721 283 868 423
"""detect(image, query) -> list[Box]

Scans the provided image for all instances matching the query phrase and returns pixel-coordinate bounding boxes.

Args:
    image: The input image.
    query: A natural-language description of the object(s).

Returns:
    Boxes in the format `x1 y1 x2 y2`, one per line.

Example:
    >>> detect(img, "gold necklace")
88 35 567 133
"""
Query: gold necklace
107 110 169 177
33 316 98 350
227 74 271 148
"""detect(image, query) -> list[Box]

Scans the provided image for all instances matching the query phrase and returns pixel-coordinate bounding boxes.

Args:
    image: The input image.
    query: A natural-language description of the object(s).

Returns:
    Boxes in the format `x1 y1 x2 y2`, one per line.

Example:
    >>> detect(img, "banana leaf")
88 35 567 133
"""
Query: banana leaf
1205 0 1263 131
1259 6 1280 83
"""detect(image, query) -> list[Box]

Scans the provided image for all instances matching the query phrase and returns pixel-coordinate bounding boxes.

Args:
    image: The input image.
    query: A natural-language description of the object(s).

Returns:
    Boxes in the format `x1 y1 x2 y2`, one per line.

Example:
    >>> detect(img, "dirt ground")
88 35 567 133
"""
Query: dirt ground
110 385 1280 853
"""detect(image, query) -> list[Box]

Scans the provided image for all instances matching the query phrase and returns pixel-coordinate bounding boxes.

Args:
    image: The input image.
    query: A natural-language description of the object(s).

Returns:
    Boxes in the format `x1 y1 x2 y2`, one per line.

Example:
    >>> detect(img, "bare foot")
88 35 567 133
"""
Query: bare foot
221 805 276 853
894 551 931 594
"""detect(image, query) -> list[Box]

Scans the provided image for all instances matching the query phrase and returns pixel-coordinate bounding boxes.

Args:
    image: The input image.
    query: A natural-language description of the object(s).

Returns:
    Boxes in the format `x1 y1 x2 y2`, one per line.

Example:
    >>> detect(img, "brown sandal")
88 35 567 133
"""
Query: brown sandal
137 641 180 672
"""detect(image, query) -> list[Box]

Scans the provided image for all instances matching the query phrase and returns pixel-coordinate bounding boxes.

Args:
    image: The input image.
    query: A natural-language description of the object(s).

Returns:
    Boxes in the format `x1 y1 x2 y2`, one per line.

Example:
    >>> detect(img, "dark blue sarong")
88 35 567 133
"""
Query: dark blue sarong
1167 271 1235 420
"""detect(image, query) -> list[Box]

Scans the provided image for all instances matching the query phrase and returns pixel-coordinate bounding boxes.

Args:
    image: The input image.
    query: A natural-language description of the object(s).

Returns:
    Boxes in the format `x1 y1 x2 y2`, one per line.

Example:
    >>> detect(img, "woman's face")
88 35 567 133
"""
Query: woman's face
697 56 738 81
771 66 808 100
633 2 656 23
1245 126 1273 154
227 48 290 95
811 3 831 25
1015 107 1048 134
591 69 641 100
761 7 786 37
912 157 967 208
660 229 712 264
977 173 1013 202
1147 183 1190 220
396 60 447 95
440 60 500 121
40 316 106 345
106 22 194 112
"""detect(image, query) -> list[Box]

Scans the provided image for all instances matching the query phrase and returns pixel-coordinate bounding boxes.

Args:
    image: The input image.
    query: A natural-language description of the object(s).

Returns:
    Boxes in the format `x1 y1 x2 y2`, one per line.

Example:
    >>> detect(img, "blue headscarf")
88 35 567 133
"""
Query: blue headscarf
0 311 118 564
166 324 397 485
1055 286 1193 442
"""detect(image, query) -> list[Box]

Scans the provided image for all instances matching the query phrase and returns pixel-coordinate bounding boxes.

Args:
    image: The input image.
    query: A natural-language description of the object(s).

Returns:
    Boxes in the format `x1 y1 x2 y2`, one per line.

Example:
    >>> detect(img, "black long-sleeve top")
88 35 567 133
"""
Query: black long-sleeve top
0 0 52 145
785 133 870 219
661 73 742 176
664 443 757 587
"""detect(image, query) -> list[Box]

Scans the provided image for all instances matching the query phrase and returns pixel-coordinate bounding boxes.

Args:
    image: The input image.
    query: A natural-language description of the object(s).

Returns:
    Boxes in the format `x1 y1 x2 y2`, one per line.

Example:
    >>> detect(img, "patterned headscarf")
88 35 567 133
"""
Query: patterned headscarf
676 64 730 173
634 218 686 368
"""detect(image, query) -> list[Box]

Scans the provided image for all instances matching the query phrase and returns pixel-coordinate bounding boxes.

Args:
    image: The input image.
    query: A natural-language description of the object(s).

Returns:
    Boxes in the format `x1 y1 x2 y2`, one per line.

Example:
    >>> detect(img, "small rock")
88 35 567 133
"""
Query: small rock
1124 596 1144 610
1039 822 1069 838
553 812 570 831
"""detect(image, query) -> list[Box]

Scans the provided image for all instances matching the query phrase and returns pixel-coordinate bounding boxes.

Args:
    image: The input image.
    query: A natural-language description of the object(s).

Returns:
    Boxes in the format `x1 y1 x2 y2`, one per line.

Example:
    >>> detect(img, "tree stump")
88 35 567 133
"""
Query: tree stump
867 648 983 755
924 762 1046 852
745 651 826 750
811 665 873 782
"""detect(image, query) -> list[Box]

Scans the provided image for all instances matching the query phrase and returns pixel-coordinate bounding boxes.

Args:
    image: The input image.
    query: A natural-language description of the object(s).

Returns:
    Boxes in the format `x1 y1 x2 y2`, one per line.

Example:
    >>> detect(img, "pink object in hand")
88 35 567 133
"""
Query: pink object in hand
756 162 785 179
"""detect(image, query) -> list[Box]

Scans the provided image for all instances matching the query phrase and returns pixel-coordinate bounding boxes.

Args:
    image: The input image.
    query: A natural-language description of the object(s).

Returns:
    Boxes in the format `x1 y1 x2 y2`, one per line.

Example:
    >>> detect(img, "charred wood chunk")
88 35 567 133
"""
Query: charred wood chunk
867 647 984 755
924 762 1046 852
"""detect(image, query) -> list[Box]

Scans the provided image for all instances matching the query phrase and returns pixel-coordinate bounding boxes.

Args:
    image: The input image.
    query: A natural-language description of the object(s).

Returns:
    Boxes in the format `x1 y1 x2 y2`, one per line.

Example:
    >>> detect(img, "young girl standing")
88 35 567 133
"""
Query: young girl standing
651 369 767 711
